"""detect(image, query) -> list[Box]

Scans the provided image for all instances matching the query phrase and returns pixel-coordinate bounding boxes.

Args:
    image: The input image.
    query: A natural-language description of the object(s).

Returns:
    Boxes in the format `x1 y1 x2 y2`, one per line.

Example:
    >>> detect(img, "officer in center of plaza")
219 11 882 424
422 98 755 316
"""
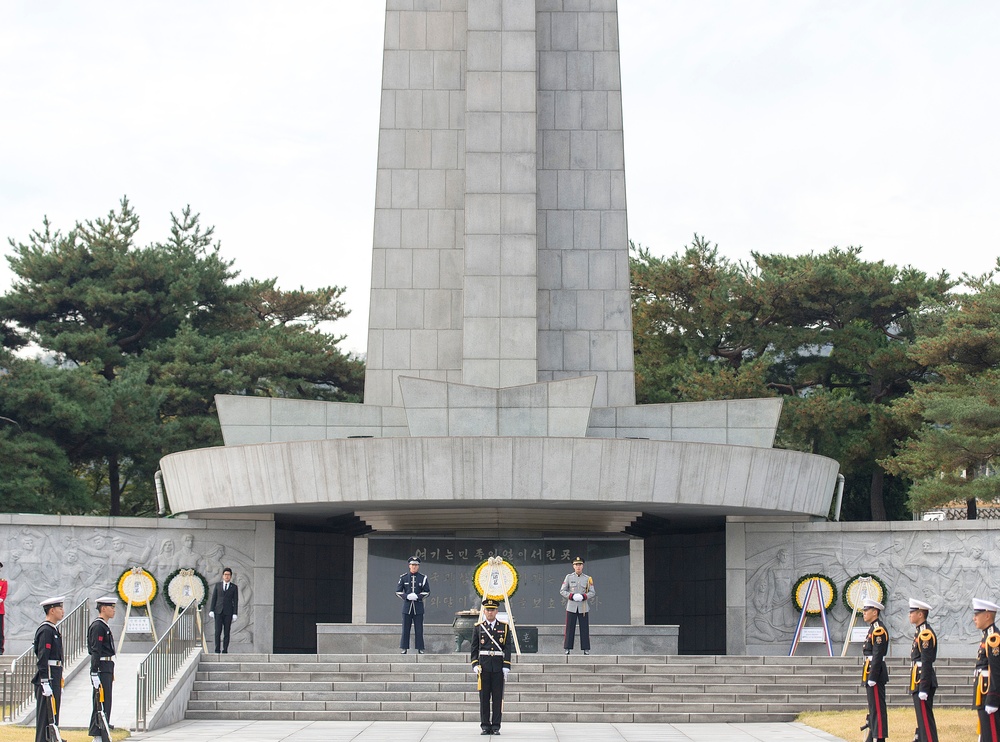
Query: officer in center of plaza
907 597 938 742
395 556 430 654
860 597 889 742
470 597 511 736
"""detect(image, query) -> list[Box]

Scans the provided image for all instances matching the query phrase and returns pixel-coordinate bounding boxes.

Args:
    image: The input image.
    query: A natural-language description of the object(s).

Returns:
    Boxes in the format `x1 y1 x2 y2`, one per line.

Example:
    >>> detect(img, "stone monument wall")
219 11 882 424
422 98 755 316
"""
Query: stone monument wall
728 518 1000 657
0 513 274 655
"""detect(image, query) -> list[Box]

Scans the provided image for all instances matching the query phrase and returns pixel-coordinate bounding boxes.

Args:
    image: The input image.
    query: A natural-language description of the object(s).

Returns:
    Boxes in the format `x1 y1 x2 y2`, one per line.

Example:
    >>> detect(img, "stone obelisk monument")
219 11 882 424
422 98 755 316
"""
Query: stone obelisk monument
365 0 635 410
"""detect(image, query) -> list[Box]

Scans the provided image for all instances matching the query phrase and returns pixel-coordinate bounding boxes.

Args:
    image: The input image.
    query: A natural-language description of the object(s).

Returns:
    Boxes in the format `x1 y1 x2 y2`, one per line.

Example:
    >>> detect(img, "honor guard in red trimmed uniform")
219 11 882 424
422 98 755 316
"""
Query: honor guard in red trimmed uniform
861 597 889 742
560 556 595 655
0 560 7 655
32 596 65 742
470 598 511 736
973 597 1000 742
908 598 938 742
89 596 118 742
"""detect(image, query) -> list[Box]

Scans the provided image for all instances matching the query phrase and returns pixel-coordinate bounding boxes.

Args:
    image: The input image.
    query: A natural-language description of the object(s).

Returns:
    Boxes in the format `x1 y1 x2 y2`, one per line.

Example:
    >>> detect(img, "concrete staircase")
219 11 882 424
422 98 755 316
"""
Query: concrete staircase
186 653 976 723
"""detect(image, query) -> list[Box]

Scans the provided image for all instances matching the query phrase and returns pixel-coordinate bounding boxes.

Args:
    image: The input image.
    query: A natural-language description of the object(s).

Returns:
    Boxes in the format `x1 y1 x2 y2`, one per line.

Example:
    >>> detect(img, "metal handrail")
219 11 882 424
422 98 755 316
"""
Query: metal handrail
4 599 88 722
135 599 201 732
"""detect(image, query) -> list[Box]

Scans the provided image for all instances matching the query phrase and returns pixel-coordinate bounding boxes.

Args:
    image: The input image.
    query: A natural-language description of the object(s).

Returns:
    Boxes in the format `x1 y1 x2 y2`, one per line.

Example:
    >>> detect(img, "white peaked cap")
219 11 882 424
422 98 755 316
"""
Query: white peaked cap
40 596 65 607
908 598 932 611
973 598 1000 612
95 596 118 606
861 598 884 611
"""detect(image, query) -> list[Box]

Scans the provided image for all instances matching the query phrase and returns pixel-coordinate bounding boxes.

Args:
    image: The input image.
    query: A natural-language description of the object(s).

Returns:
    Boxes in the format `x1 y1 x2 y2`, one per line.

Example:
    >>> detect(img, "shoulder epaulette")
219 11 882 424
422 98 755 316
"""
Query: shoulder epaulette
872 626 887 637
918 629 935 645
986 633 1000 648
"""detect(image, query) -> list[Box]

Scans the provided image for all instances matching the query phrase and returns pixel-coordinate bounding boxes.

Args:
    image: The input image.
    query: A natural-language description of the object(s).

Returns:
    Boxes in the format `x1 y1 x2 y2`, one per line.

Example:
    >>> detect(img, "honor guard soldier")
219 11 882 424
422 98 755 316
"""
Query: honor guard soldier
89 596 118 741
32 596 65 742
0 560 7 655
973 597 1000 742
470 597 511 736
908 598 938 742
396 556 430 654
860 597 889 742
560 556 595 655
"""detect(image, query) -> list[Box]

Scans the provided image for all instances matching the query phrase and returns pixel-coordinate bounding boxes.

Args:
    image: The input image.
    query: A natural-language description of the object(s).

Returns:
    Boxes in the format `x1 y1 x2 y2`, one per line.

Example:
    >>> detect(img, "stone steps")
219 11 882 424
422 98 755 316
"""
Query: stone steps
186 653 976 723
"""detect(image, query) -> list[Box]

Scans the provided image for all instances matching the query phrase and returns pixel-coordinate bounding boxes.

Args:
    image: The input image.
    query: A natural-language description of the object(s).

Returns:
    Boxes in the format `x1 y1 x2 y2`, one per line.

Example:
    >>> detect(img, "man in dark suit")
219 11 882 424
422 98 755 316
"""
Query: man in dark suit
209 567 239 653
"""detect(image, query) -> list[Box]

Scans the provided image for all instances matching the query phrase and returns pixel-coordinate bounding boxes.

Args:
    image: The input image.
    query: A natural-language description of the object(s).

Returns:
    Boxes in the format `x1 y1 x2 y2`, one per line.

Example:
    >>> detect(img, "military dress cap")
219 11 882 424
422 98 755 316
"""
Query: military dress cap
482 597 500 609
95 596 117 606
407 556 421 565
973 598 1000 612
572 556 585 565
40 596 65 608
908 598 932 611
861 598 884 611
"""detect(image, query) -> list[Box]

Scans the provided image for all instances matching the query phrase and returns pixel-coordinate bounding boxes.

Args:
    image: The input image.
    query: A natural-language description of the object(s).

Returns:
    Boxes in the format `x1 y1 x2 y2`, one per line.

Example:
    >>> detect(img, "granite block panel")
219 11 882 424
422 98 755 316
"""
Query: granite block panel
421 89 451 128
566 51 594 90
409 50 434 88
466 112 502 151
467 31 501 71
398 11 427 50
501 71 536 112
465 234 502 276
501 112 536 151
466 70 502 111
373 205 401 248
426 12 455 51
502 31 536 71
400 209 429 249
538 50 568 91
468 0 501 31
501 234 536 274
550 12 578 51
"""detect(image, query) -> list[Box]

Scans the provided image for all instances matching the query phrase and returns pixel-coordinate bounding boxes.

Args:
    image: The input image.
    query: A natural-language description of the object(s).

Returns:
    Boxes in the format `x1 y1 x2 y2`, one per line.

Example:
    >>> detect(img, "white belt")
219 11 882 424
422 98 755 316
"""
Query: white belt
913 661 922 667
47 660 62 667
480 650 505 656
99 656 115 661
863 655 872 660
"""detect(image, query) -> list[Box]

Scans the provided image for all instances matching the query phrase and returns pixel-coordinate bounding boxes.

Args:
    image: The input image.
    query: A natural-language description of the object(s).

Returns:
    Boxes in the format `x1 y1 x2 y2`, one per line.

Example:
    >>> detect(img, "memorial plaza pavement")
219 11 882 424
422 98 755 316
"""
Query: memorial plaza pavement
130 720 845 742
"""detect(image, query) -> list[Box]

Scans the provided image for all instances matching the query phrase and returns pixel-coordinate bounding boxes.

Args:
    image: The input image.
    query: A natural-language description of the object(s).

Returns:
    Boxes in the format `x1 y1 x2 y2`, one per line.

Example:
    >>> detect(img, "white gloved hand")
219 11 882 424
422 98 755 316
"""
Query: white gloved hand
407 593 418 601
573 593 583 602
502 668 509 679
474 665 482 675
867 680 876 687
209 611 215 618
232 614 237 620
918 691 928 701
987 705 999 715
41 681 53 697
91 674 101 689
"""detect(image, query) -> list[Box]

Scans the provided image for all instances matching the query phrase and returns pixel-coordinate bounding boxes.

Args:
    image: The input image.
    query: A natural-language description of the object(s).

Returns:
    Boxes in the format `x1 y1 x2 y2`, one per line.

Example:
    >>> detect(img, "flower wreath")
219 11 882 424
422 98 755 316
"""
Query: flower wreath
842 573 888 612
791 573 837 615
116 567 158 607
473 558 519 601
163 567 210 610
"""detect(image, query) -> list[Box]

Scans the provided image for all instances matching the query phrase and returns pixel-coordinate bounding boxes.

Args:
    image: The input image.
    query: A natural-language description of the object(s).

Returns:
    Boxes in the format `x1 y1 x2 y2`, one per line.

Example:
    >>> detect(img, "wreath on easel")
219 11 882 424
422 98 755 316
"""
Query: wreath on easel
791 573 837 615
473 558 520 601
842 573 887 612
116 567 158 606
163 567 210 610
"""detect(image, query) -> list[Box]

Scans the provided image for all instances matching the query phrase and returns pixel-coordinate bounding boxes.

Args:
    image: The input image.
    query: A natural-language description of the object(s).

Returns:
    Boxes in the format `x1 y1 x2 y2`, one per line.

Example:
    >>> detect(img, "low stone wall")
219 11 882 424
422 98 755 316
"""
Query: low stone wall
728 518 1000 657
0 513 275 655
317 623 679 656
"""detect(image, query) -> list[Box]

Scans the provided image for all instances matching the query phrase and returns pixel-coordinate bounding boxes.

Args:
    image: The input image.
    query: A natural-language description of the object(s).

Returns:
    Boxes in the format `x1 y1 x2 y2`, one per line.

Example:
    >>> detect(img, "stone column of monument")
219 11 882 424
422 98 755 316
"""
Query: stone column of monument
365 0 635 409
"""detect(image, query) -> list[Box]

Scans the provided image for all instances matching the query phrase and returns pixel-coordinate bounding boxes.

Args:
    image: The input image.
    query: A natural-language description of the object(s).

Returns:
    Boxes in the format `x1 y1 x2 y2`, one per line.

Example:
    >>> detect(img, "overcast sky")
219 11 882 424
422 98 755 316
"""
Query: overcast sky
2 1 997 354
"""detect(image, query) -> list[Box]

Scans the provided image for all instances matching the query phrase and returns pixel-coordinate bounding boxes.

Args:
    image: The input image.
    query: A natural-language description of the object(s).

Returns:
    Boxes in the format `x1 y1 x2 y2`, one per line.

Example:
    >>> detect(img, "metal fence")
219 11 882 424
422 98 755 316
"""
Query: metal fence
1 599 88 722
135 599 202 732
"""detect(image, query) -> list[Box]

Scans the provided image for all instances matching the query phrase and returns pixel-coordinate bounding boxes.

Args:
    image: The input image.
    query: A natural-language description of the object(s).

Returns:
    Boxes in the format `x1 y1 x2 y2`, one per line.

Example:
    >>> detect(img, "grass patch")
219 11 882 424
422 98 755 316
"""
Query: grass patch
798 707 978 741
0 728 130 742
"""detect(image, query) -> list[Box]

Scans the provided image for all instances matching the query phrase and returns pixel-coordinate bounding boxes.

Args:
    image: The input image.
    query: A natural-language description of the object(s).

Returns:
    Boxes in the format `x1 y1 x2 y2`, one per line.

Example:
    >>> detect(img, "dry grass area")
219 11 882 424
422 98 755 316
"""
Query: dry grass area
0 728 129 742
798 707 978 741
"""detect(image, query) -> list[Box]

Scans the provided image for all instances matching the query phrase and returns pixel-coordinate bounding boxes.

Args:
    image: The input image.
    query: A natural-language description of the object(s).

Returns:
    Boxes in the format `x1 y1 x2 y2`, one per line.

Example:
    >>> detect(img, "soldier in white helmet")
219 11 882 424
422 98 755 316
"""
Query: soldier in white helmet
860 597 888 742
973 598 1000 742
907 597 937 742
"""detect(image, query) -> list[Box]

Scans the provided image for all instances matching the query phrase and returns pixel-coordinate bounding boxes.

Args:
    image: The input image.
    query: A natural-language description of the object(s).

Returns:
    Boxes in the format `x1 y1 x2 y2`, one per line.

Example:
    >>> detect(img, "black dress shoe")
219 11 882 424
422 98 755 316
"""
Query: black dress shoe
417 649 424 654
480 730 491 735
492 731 500 736
564 650 570 655
400 649 407 654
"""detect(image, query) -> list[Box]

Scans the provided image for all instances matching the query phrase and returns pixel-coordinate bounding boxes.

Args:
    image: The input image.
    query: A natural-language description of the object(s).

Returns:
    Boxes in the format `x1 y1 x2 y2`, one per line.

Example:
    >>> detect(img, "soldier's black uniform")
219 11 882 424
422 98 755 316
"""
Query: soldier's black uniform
471 613 511 735
861 616 889 742
32 620 63 742
975 622 1000 742
909 620 938 742
88 615 116 737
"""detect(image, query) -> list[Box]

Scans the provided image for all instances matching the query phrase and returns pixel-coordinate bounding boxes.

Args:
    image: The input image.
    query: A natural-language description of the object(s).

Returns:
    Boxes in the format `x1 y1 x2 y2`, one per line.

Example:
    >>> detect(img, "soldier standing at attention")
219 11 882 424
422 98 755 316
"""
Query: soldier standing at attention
560 556 595 655
470 597 511 736
973 598 1000 742
861 597 889 742
908 598 938 742
88 596 118 741
32 596 64 742
395 556 430 654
